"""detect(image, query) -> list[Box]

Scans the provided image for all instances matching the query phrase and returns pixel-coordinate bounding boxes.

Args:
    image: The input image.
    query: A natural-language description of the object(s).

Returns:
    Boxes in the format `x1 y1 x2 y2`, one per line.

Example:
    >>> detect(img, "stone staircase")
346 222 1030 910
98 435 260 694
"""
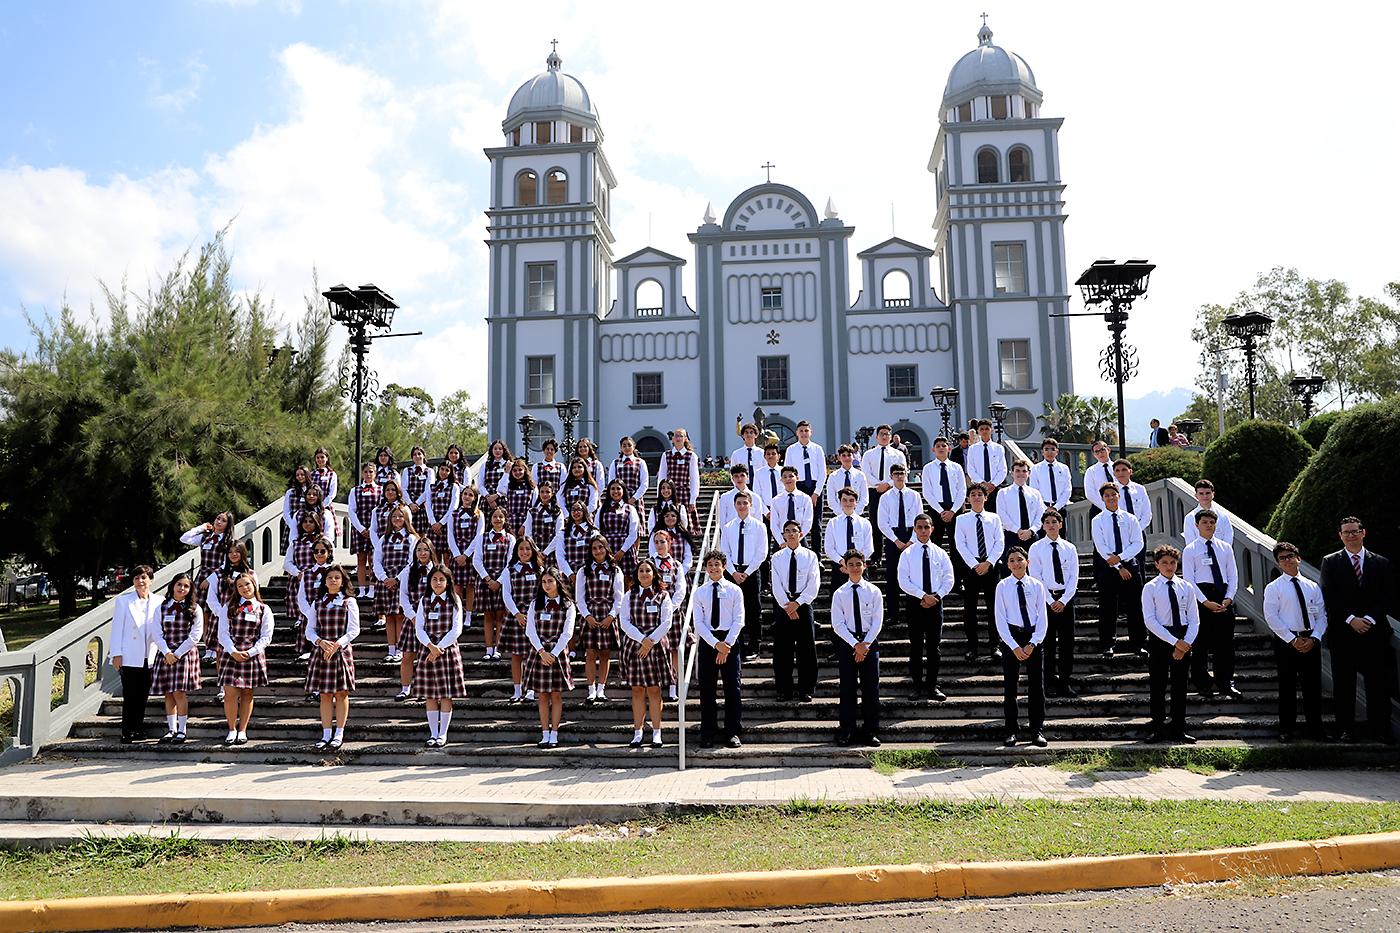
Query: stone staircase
46 485 1338 767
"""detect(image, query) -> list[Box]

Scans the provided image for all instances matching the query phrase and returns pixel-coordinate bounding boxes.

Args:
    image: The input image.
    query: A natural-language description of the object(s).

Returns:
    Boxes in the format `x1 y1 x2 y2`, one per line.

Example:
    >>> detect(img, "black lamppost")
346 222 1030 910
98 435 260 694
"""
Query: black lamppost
517 414 536 464
1221 311 1275 419
1176 418 1205 445
1288 373 1326 421
324 283 419 480
854 425 874 452
987 401 1008 442
928 386 960 439
1058 259 1155 459
554 397 582 460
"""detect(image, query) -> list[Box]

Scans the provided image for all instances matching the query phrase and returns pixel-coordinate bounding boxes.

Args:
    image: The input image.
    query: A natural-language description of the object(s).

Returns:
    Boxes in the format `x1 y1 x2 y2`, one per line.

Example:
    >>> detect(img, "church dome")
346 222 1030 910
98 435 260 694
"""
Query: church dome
942 23 1040 109
504 47 598 130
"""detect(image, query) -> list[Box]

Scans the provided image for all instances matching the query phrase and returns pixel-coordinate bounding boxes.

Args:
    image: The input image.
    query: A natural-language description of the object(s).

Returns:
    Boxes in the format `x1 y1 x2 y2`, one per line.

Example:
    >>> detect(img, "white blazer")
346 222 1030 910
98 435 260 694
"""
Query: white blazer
111 589 162 666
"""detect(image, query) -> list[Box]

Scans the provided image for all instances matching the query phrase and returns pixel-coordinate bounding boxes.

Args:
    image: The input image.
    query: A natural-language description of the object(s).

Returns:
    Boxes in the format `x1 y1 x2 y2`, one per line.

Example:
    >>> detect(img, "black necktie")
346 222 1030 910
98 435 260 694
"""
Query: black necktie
789 551 799 596
851 585 865 640
1122 485 1135 515
1018 486 1029 530
1205 539 1224 588
747 448 753 471
1048 464 1058 503
710 583 721 636
982 444 991 482
1017 579 1032 629
939 462 952 510
879 447 886 480
846 516 855 552
1112 513 1123 556
922 544 933 593
803 447 812 483
787 496 796 523
843 469 851 491
896 491 907 529
1291 577 1312 636
736 521 746 570
770 472 777 498
975 516 987 561
1167 580 1181 631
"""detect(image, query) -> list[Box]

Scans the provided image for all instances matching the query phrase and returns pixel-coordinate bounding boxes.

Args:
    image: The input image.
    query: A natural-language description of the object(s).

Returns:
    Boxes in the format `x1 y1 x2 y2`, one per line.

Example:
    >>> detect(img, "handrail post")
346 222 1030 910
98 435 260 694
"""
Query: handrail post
677 489 722 771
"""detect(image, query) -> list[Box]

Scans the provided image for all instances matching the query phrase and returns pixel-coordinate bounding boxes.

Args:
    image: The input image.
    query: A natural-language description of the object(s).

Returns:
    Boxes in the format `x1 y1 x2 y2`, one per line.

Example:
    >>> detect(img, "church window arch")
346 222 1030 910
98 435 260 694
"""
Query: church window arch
515 170 538 206
881 269 912 307
545 168 568 204
635 278 663 314
975 147 1000 184
1009 146 1032 183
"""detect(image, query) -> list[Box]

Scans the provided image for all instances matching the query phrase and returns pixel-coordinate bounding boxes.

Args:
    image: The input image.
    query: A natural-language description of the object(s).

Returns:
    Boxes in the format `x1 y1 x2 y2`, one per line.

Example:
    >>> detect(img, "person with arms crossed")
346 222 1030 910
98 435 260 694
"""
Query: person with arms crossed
1141 545 1200 744
830 550 884 747
1029 508 1080 697
692 550 745 749
994 548 1048 747
770 520 822 703
1180 510 1240 701
1091 483 1146 656
954 485 1005 663
1320 516 1396 743
1262 542 1328 742
898 513 956 701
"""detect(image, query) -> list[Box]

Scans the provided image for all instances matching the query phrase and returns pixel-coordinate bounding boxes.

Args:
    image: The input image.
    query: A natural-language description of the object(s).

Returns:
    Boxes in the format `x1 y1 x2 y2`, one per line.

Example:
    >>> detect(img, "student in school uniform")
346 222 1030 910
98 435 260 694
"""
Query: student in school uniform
752 443 786 513
1111 459 1152 532
179 510 234 634
373 446 397 487
523 567 576 749
824 487 876 588
1141 544 1200 744
692 550 745 749
281 465 310 553
440 444 466 488
560 457 601 519
898 513 956 701
216 571 275 746
300 483 336 541
954 485 1004 663
524 483 563 564
422 461 462 562
347 463 381 599
1081 440 1115 518
1181 509 1240 701
949 430 970 468
412 563 468 747
370 478 407 547
1320 516 1396 743
994 547 1048 747
576 536 624 704
284 512 328 663
471 506 515 663
399 446 432 528
826 444 870 518
784 420 828 543
860 424 905 540
608 436 651 511
770 520 821 703
920 437 966 555
554 500 600 586
447 485 482 611
721 491 769 660
373 504 418 666
574 437 609 493
876 464 922 629
831 550 883 747
303 564 359 751
477 439 513 512
311 446 338 505
496 458 537 539
395 538 439 700
1028 509 1080 697
618 557 675 749
717 464 768 529
205 543 252 700
1030 438 1072 517
768 466 815 548
292 539 338 687
1091 483 1147 656
657 428 702 531
1182 479 1236 547
730 422 763 476
597 479 642 581
965 420 1007 513
1262 541 1328 742
152 573 203 745
500 536 545 705
1000 459 1045 557
648 526 689 701
533 439 567 493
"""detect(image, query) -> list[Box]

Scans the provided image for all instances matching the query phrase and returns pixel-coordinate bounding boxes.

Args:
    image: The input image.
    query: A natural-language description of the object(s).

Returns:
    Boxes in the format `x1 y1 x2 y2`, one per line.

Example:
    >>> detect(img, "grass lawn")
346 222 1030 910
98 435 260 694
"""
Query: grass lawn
868 745 1400 776
3 799 1399 901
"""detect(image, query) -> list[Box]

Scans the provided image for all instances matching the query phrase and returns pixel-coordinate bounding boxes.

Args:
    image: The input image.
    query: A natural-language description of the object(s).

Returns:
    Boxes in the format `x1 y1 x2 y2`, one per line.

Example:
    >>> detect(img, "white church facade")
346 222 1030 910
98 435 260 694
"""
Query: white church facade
484 24 1073 466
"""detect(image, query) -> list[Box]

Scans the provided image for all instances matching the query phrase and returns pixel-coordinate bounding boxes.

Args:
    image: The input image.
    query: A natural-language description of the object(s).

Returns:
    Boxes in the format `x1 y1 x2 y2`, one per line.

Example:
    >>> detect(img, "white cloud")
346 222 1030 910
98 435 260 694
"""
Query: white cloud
140 56 207 113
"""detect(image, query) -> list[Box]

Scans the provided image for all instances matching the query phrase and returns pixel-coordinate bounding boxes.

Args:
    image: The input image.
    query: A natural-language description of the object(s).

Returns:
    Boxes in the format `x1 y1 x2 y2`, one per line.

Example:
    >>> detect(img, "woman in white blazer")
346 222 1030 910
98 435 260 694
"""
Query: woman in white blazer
111 565 163 743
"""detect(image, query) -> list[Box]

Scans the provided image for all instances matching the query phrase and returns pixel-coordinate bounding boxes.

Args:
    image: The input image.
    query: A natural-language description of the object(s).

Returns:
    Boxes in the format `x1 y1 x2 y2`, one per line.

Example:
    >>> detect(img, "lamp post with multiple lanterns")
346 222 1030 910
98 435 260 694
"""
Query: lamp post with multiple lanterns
1221 311 1275 420
1288 373 1327 422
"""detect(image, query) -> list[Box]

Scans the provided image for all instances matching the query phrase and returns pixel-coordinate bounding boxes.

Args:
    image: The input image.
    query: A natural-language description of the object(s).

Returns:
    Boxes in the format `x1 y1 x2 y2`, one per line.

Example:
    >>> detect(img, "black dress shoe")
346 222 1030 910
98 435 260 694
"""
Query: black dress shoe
1171 731 1197 745
862 734 881 748
775 692 793 702
835 732 853 747
628 737 643 749
1002 734 1018 747
1031 733 1049 748
1145 731 1170 744
929 687 947 702
1224 686 1245 701
725 735 742 749
699 737 716 749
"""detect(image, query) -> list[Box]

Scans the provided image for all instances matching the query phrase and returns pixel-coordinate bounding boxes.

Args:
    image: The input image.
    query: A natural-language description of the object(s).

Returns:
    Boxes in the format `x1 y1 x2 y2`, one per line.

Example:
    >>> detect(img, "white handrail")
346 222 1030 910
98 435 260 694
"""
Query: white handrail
676 490 723 771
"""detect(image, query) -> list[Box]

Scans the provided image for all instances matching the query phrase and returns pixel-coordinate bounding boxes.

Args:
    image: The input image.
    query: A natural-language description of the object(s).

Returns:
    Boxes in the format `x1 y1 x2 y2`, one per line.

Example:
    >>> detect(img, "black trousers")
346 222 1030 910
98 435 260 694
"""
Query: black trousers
933 512 962 594
835 641 880 737
1001 643 1045 734
1148 638 1190 732
698 637 743 740
726 569 763 655
772 603 817 697
1191 582 1235 691
795 480 821 547
961 560 998 657
1095 559 1144 652
907 598 944 691
866 487 884 541
119 664 152 739
882 535 910 625
1042 598 1076 686
1329 621 1396 738
1275 640 1323 734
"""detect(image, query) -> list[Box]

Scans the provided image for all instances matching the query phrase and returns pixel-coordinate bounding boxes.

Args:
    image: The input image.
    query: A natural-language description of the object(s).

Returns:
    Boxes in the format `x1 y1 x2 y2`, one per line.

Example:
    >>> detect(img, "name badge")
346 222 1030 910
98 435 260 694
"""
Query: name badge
242 611 258 623
645 604 659 614
332 595 344 607
486 543 497 551
524 574 537 582
1201 558 1213 566
540 612 553 621
717 590 731 600
428 611 441 620
203 540 215 549
662 573 673 584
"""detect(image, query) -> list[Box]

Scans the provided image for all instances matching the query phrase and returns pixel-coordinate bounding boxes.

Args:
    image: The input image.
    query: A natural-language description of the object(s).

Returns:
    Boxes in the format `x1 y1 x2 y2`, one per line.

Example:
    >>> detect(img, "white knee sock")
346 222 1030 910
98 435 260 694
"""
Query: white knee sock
177 715 187 733
440 710 452 741
512 683 522 699
166 714 177 732
322 727 333 742
333 726 344 741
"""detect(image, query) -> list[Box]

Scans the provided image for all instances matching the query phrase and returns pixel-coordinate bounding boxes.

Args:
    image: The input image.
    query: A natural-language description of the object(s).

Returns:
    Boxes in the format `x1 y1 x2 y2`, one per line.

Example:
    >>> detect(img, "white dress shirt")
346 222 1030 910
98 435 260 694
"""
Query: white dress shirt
397 561 437 620
994 575 1049 648
1028 536 1079 604
1181 536 1238 602
656 447 701 504
1029 459 1072 511
784 442 828 494
372 530 418 582
965 440 1007 487
1082 459 1115 510
470 528 517 579
414 595 464 650
1091 508 1144 563
730 444 763 474
1183 505 1236 547
720 515 770 574
920 457 967 513
717 486 767 527
573 564 625 619
526 601 577 656
500 562 543 617
619 591 675 644
598 502 641 552
999 482 1046 535
752 463 785 507
423 480 462 528
859 443 906 486
607 455 651 501
770 545 822 607
1114 481 1152 530
954 509 1005 567
112 590 163 665
552 522 598 578
217 599 275 655
897 539 956 601
152 601 205 657
830 579 885 646
823 511 876 563
692 578 745 647
876 486 923 542
767 490 814 544
305 595 361 648
825 464 870 515
1262 572 1328 643
1141 575 1201 645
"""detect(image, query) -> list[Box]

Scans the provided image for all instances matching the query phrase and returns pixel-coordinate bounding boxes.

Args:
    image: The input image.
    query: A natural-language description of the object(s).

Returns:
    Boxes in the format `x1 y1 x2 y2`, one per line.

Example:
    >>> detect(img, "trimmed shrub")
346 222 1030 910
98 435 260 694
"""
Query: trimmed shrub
1271 397 1400 564
1299 410 1344 451
1127 447 1204 486
1201 421 1313 527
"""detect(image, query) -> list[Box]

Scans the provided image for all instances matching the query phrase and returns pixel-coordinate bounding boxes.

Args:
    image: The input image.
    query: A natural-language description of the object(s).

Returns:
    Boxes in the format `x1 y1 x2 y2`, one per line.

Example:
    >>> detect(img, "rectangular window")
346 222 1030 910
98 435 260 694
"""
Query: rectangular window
957 102 972 123
510 128 520 146
760 286 782 310
990 95 1009 119
526 356 555 406
999 339 1032 391
887 364 918 399
993 242 1027 295
569 123 584 143
758 355 790 402
526 262 556 313
633 372 663 406
534 121 552 144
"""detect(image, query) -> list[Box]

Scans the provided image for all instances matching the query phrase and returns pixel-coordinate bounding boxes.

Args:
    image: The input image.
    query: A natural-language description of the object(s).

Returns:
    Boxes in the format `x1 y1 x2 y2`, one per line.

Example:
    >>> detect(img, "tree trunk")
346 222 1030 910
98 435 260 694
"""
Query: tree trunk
50 567 79 618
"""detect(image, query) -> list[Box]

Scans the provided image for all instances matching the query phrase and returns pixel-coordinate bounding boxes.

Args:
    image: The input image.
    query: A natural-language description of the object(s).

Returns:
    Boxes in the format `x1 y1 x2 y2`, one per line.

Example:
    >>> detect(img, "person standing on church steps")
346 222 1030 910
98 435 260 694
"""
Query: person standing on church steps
876 464 922 630
898 513 956 701
768 467 815 548
1180 510 1240 701
1112 459 1152 534
920 436 966 557
1263 541 1328 743
692 550 745 749
770 520 821 703
1082 440 1115 520
826 444 870 518
831 550 884 748
1183 479 1236 547
720 491 769 661
994 548 1048 748
1091 483 1146 657
860 424 905 560
1320 516 1397 743
730 422 763 476
1029 438 1072 517
1029 508 1079 698
657 428 701 531
825 486 875 588
954 485 1004 663
784 421 828 547
1141 544 1199 744
999 459 1045 558
965 419 1007 514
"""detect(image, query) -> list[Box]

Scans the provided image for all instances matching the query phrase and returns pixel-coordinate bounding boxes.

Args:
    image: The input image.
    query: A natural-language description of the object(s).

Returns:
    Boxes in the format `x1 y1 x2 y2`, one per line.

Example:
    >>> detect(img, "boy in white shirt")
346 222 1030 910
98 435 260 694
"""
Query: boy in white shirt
1182 479 1236 547
768 466 815 546
1091 483 1146 656
1000 459 1045 556
825 444 870 517
1180 510 1239 701
1111 459 1153 532
770 520 822 702
831 550 884 747
1141 544 1200 744
954 485 1004 662
859 423 905 533
1030 438 1072 513
965 419 1007 513
994 548 1048 747
1261 541 1327 742
897 514 955 700
784 420 827 544
717 464 767 528
691 550 745 749
1029 508 1079 697
730 422 763 476
920 436 966 555
824 486 875 586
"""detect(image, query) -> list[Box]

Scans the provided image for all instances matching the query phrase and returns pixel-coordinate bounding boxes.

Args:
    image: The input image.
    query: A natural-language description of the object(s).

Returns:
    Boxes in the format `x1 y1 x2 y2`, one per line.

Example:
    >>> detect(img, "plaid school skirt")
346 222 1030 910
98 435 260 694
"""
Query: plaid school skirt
304 644 356 694
350 527 374 555
579 616 618 651
151 652 201 695
474 576 506 614
622 635 674 687
500 612 532 655
410 644 466 699
374 581 406 617
218 651 268 689
424 525 450 563
450 554 479 590
522 647 574 693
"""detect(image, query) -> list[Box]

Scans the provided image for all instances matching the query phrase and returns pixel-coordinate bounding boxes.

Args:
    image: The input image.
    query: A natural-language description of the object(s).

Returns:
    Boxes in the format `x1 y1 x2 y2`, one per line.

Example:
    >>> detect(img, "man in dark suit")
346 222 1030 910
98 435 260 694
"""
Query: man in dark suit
1319 516 1396 742
1148 419 1170 448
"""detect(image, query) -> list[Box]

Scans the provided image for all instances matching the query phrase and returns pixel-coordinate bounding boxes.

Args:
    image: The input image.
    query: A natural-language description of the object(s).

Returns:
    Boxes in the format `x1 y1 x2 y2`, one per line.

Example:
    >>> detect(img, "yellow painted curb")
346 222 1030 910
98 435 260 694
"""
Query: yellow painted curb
3 831 1399 933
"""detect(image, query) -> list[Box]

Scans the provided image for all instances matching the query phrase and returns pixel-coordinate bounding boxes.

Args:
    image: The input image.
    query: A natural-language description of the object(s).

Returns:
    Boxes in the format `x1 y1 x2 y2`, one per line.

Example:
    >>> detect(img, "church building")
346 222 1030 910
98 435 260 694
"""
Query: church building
484 23 1072 467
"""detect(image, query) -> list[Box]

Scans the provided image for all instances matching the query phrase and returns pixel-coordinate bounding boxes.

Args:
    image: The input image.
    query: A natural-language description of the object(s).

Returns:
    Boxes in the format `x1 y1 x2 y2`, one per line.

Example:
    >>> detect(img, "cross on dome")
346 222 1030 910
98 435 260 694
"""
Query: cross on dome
547 40 562 71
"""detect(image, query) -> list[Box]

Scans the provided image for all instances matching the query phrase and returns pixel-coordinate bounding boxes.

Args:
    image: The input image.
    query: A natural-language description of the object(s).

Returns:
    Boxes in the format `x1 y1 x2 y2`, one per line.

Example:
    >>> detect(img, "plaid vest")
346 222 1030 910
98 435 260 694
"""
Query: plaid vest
583 564 617 617
429 480 455 520
404 465 431 503
420 593 454 641
354 484 380 527
380 531 413 578
312 467 335 500
479 531 511 577
375 463 397 486
536 460 564 489
508 561 540 606
160 600 197 645
313 594 351 641
664 449 693 499
627 588 663 627
197 531 229 576
451 509 479 552
564 525 595 569
530 502 560 544
227 600 265 650
598 502 631 547
612 457 642 495
482 458 508 493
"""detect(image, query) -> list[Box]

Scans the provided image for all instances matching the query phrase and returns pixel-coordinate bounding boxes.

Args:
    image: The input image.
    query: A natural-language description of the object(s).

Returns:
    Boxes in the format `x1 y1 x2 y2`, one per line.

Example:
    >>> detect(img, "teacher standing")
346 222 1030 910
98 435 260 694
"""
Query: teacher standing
111 565 162 743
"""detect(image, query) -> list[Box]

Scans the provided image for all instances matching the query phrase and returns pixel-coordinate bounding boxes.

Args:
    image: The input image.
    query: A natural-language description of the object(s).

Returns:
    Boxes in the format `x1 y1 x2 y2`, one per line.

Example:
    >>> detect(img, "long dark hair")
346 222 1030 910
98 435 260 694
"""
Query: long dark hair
533 566 575 611
408 537 439 592
165 572 196 610
511 535 543 574
506 457 536 490
316 564 352 600
286 464 310 492
425 562 462 611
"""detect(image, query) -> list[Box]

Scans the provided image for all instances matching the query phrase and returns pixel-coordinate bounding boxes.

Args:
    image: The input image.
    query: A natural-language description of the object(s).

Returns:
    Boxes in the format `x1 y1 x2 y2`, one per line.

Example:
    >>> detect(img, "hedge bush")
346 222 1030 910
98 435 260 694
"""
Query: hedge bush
1127 447 1204 486
1201 421 1313 527
1270 398 1400 563
1299 410 1343 450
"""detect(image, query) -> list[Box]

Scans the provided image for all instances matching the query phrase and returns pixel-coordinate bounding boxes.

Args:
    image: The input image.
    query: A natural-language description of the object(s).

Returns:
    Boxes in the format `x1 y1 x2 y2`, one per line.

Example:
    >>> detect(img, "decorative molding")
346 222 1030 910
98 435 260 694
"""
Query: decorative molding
847 322 954 354
725 272 819 324
599 331 700 362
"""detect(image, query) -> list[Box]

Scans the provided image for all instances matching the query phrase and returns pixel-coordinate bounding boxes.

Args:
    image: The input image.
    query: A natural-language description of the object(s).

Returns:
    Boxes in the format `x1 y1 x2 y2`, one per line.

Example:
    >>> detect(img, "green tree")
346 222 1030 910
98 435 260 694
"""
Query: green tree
1201 420 1313 527
1038 393 1118 444
1127 447 1204 486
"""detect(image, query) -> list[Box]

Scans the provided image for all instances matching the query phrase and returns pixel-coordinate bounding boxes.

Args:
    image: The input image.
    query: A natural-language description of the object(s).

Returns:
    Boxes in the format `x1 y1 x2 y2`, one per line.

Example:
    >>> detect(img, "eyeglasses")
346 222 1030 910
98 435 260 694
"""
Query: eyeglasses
1341 528 1364 535
313 549 329 555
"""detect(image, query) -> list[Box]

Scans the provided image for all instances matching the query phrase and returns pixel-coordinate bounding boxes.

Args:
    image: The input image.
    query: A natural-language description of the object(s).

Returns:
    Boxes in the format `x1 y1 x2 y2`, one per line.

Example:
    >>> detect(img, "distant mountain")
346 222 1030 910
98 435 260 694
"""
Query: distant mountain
1122 388 1196 444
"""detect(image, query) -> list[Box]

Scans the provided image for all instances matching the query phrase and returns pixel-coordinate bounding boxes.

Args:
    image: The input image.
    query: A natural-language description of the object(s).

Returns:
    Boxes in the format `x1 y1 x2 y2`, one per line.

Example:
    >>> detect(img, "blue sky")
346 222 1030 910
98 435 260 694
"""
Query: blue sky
3 1 1398 420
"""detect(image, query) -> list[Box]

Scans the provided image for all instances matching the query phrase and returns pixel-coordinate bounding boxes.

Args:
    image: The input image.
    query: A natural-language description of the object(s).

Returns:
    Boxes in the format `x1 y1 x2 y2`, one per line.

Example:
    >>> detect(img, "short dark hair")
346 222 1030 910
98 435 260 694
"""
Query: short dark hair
1194 479 1215 492
976 419 992 429
842 549 867 564
1273 541 1300 560
1041 438 1059 449
796 419 811 429
837 443 855 456
1340 516 1364 529
1112 458 1132 470
890 463 907 474
1006 546 1028 561
968 485 987 498
838 487 858 501
1153 544 1181 563
876 424 893 434
703 549 727 567
1194 509 1218 525
782 520 802 533
780 466 798 477
913 513 933 526
1042 508 1062 524
934 436 950 448
764 443 780 454
1099 482 1118 495
729 464 749 476
131 564 155 580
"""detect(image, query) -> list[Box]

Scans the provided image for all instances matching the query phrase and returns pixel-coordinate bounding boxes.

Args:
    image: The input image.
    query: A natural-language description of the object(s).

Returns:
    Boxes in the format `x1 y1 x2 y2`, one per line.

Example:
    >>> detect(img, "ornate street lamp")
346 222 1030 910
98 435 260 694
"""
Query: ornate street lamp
517 414 537 464
554 397 582 461
1288 373 1327 421
1176 418 1204 445
1221 311 1275 420
928 386 960 440
987 401 1008 442
854 425 874 452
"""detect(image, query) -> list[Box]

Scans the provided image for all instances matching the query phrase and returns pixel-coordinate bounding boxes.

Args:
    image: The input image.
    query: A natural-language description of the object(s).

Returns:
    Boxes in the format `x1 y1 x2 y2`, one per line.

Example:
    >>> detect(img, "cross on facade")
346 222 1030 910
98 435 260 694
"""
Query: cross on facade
551 38 559 53
762 161 776 183
980 12 988 25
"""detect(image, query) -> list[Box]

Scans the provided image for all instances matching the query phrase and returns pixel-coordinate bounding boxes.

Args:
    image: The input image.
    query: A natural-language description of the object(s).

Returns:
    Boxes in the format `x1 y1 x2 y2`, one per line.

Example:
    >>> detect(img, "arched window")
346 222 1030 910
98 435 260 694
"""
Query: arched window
1009 147 1032 183
1004 407 1034 441
515 170 538 206
881 269 911 307
890 423 926 470
545 169 567 204
976 147 1000 184
763 417 798 450
634 278 663 315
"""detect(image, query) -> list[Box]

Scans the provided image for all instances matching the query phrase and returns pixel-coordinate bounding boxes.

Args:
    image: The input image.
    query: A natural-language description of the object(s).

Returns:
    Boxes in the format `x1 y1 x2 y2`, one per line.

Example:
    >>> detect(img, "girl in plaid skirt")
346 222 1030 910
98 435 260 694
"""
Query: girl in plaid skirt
399 447 432 530
575 536 623 704
291 537 336 702
281 465 310 553
524 568 576 749
608 435 650 510
651 507 695 576
301 483 336 540
395 537 438 700
498 458 537 539
532 439 566 492
471 507 515 661
554 500 599 584
447 485 482 611
477 439 513 514
347 462 381 599
153 573 203 744
443 443 468 488
598 480 641 582
371 478 406 546
648 527 690 700
574 438 607 494
373 446 397 487
500 536 544 704
179 509 234 661
284 512 327 662
619 559 675 748
524 483 563 563
421 461 461 560
311 446 338 504
372 505 417 664
648 479 691 536
205 542 252 701
216 572 274 746
304 564 360 751
412 564 467 747
559 457 599 518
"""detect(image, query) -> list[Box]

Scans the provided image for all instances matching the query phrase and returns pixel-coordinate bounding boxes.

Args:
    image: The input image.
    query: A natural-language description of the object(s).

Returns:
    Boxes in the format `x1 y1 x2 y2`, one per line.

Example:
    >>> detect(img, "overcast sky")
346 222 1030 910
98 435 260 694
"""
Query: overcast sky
2 1 1396 411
